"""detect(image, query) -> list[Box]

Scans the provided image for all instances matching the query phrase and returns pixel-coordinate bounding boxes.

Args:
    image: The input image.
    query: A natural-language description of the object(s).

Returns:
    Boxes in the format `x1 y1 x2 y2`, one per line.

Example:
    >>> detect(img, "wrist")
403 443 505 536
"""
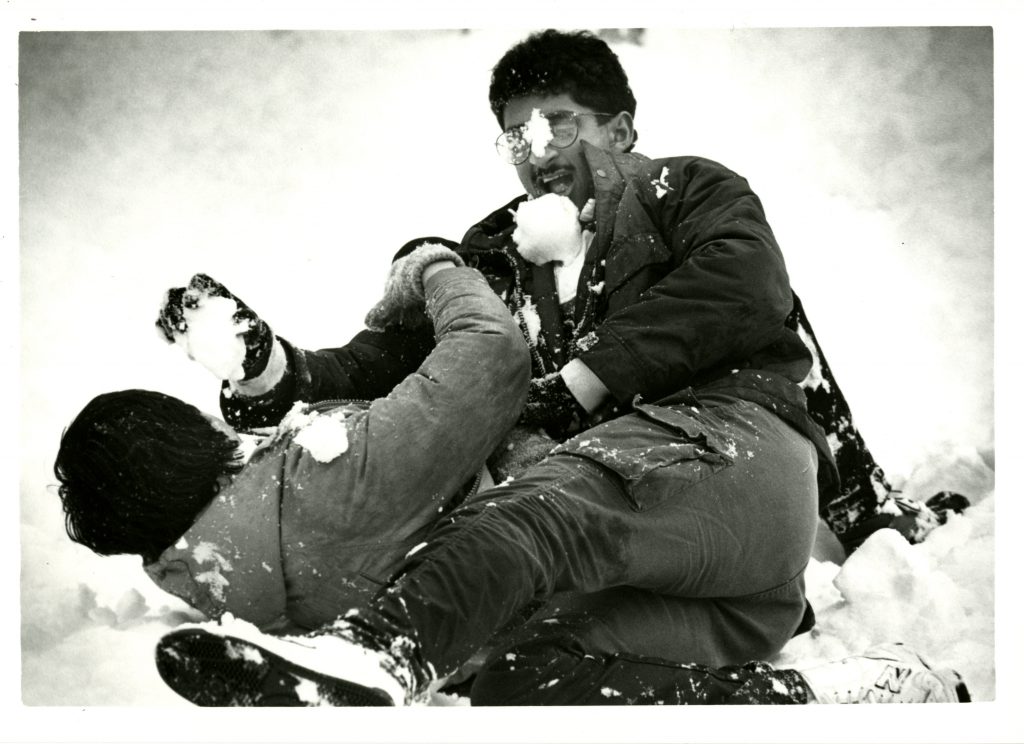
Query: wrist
229 337 287 397
422 259 458 283
559 358 610 414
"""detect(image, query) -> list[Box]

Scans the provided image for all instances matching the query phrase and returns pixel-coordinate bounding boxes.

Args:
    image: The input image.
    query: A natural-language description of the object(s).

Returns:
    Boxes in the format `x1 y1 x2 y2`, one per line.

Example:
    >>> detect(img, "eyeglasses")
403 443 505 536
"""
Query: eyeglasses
495 110 613 165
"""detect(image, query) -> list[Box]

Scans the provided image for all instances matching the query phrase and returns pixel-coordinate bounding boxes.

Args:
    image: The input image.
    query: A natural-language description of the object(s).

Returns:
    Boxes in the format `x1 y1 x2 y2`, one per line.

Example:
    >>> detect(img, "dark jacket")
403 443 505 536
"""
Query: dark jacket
221 145 838 503
148 268 530 631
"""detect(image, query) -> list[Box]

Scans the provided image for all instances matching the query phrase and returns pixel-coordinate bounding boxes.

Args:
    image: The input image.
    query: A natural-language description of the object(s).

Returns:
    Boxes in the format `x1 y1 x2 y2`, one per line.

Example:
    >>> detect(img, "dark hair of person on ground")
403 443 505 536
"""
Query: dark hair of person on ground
488 28 638 148
53 389 244 564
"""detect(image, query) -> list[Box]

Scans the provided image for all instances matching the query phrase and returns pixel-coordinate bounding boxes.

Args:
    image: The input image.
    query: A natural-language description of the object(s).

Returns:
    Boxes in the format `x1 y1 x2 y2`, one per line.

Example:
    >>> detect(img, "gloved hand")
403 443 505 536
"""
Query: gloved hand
364 243 465 331
156 273 274 381
519 372 588 438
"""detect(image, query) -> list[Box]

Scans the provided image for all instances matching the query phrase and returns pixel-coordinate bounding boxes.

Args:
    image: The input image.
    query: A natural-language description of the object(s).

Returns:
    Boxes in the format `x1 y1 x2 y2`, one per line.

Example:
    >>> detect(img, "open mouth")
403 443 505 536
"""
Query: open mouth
537 168 574 197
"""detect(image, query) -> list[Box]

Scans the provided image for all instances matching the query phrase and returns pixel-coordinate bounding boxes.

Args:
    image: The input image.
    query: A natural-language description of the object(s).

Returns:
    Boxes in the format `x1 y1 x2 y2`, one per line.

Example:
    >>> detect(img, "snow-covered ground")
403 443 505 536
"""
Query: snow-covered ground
10 16 1020 744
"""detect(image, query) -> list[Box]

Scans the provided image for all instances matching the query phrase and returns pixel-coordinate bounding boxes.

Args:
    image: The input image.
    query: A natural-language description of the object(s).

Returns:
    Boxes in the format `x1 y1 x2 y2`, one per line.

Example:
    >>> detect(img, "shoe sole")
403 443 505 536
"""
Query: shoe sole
156 628 395 707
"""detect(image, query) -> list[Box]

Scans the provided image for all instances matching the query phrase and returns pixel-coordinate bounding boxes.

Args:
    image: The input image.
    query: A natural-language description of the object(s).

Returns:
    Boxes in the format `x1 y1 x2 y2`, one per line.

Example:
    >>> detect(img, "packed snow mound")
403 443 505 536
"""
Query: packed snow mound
512 193 583 266
776 487 995 701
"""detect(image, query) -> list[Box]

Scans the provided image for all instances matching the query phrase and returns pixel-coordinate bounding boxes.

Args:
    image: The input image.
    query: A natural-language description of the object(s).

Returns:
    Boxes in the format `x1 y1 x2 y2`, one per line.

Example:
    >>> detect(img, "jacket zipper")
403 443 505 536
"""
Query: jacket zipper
466 467 484 498
308 398 371 412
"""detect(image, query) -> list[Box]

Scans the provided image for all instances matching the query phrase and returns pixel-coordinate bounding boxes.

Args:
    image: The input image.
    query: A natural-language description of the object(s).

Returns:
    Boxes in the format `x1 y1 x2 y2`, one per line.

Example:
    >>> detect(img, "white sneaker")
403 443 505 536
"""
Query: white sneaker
801 643 970 704
155 616 414 706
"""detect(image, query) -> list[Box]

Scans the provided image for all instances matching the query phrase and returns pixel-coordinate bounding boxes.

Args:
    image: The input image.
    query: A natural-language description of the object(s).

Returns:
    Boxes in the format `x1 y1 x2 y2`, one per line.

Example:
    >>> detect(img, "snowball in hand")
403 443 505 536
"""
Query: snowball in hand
512 193 583 266
173 293 249 381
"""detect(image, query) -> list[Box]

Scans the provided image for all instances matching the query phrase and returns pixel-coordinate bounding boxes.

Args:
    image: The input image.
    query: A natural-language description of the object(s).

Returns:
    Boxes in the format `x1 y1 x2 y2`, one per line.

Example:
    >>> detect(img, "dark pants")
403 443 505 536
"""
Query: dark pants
787 293 896 548
360 397 818 704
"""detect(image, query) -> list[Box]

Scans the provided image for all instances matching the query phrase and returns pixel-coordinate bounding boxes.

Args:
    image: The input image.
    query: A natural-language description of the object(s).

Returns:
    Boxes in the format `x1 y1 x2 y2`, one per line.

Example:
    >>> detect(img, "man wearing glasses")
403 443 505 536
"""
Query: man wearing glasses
151 29 969 707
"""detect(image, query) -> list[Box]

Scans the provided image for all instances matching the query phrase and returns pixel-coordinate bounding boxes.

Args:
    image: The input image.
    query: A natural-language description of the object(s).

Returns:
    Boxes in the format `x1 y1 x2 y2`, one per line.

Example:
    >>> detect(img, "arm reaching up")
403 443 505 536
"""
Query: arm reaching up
156 273 280 387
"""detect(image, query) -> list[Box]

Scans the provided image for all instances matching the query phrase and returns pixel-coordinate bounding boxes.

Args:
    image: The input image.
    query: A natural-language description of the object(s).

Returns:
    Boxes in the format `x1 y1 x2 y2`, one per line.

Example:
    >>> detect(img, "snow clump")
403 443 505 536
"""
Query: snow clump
291 410 350 463
169 291 249 381
192 541 233 602
524 108 553 157
512 193 583 266
516 295 542 346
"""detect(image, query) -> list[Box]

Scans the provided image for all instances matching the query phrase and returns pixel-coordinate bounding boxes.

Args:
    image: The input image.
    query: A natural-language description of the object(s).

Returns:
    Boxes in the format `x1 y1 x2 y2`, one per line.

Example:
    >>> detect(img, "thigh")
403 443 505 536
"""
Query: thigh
553 399 821 598
526 582 809 666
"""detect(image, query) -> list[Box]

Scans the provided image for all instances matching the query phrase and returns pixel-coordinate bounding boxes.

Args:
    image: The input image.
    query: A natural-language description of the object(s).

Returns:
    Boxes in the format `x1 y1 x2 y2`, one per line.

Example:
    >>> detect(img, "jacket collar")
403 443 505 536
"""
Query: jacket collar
579 142 653 251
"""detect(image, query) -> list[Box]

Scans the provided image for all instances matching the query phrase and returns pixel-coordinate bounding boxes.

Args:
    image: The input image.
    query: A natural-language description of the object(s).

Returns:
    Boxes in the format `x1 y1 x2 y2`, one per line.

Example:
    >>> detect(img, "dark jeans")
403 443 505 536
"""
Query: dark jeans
361 398 819 704
787 293 894 545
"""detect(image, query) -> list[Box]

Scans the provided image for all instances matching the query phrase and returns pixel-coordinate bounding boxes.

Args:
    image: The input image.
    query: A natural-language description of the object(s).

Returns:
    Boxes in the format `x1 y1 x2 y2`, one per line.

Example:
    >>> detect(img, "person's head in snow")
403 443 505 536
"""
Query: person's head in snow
490 29 637 211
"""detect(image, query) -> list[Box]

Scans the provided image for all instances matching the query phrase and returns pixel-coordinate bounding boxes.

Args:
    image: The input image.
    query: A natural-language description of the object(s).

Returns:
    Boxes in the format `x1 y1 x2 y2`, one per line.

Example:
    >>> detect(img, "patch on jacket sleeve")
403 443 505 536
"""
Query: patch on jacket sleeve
651 166 674 198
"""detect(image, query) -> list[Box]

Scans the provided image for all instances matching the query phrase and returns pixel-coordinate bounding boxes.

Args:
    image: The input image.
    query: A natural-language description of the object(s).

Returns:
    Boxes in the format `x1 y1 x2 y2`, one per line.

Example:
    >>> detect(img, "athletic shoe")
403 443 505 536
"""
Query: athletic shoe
155 619 415 707
800 643 971 704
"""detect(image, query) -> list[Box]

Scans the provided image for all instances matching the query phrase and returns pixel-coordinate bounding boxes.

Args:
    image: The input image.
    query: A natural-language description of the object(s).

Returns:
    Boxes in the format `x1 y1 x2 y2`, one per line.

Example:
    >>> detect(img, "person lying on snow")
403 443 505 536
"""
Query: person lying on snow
55 250 968 706
194 29 967 558
56 249 526 634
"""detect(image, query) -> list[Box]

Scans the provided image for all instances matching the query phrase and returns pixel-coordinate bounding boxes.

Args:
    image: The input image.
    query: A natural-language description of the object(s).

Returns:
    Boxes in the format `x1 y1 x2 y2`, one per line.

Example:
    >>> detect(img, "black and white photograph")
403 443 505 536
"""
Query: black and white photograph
9 2 1019 742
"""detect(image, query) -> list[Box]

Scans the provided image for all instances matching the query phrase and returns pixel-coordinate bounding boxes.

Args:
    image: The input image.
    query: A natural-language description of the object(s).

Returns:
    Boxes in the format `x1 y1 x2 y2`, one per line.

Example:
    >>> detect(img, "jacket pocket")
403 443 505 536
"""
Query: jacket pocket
552 403 734 512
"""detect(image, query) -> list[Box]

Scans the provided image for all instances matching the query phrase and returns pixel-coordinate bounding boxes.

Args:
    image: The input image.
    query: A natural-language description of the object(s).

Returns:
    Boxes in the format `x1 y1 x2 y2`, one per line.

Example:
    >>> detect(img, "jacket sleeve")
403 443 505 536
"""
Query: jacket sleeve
338 266 530 536
578 157 796 402
220 326 435 430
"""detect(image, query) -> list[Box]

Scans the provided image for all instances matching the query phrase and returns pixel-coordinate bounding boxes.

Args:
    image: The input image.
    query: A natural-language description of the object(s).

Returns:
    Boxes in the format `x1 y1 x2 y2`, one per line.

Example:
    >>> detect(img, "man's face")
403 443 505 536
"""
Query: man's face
501 93 619 210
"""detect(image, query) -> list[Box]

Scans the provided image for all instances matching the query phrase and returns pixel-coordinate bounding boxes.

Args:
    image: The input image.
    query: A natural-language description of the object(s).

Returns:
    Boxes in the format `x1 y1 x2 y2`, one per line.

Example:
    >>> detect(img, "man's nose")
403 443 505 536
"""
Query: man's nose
527 143 557 168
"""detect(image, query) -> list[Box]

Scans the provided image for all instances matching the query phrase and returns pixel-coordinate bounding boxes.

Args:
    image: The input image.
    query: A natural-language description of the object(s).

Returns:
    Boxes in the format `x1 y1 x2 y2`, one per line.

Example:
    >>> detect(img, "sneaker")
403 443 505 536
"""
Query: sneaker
800 643 971 704
155 620 414 706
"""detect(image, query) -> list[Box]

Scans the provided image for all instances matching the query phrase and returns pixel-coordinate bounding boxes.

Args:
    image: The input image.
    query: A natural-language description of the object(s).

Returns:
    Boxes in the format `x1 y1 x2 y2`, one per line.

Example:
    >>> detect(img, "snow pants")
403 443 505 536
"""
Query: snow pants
362 396 820 705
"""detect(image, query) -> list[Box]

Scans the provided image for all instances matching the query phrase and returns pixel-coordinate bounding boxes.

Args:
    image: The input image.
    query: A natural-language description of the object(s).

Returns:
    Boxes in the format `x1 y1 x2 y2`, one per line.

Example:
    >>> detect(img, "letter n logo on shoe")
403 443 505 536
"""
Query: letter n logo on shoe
875 664 912 694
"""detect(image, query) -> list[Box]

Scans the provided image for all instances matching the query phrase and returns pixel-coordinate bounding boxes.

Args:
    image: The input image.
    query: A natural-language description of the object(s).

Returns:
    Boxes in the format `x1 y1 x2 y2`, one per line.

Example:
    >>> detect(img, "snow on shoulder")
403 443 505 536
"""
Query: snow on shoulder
282 402 350 463
512 193 583 266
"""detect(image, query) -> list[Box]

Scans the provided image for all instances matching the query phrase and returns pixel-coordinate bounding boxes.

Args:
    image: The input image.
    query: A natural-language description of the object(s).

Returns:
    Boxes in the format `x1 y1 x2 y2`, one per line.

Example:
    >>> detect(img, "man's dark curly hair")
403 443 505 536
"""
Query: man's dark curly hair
53 389 244 563
489 29 637 129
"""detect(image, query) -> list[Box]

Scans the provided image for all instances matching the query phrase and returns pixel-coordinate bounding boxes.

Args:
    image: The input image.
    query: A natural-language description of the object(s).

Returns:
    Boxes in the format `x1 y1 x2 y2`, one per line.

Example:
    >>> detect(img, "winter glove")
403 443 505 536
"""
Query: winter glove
156 273 274 381
364 243 465 331
924 490 971 517
519 372 588 439
487 425 558 483
839 490 972 556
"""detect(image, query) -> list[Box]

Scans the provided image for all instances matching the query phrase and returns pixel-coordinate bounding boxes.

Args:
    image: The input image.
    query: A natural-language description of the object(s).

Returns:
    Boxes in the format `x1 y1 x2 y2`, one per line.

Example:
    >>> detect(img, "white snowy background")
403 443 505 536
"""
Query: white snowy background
9 13 1021 744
